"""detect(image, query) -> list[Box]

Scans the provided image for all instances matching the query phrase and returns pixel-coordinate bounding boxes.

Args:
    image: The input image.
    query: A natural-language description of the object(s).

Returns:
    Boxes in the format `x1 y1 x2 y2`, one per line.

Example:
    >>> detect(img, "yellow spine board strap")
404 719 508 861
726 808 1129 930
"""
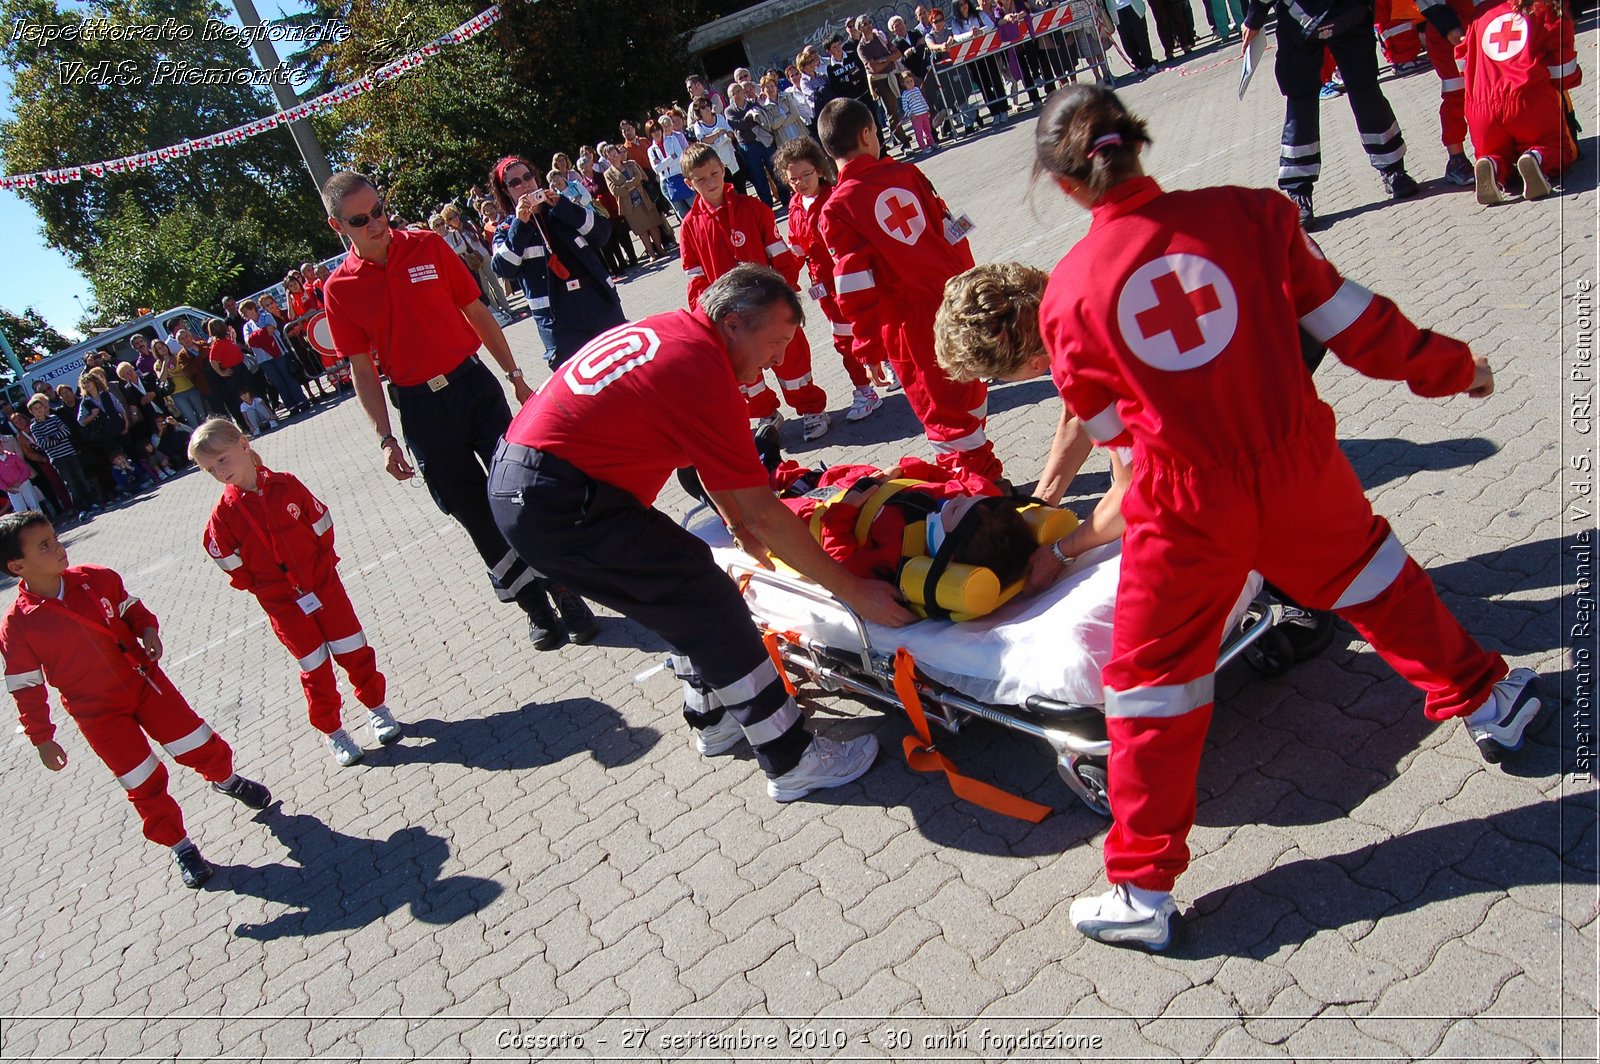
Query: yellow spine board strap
915 495 1041 622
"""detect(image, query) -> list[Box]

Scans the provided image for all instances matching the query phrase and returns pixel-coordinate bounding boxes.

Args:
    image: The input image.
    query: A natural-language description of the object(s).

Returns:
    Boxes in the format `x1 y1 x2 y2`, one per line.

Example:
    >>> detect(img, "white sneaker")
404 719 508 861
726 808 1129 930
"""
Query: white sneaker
1464 667 1544 763
883 367 901 392
1516 151 1552 200
800 411 831 441
1070 883 1179 952
693 713 746 756
846 387 883 422
766 733 879 802
753 411 785 436
367 705 404 746
1475 157 1507 206
326 727 364 767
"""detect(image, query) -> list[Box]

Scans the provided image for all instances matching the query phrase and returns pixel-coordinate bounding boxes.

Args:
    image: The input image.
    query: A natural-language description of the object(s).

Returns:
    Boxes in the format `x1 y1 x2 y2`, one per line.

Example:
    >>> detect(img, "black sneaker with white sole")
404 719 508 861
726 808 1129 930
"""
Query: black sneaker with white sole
1464 667 1544 763
1286 190 1315 230
213 774 271 810
1381 166 1420 199
174 843 212 889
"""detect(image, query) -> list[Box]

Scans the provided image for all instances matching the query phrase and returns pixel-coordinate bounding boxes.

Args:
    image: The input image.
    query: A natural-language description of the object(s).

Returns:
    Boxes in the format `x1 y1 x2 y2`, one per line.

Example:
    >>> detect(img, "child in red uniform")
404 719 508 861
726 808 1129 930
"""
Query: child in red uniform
993 85 1542 951
1462 0 1581 203
0 511 271 888
190 419 402 767
680 142 833 442
772 138 886 426
815 98 1004 483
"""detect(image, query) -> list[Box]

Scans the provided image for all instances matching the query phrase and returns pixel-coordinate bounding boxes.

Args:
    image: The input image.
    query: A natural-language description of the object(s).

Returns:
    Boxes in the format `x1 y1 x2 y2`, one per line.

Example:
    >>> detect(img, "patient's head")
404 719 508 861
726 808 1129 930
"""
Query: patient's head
934 261 1051 383
935 498 1038 586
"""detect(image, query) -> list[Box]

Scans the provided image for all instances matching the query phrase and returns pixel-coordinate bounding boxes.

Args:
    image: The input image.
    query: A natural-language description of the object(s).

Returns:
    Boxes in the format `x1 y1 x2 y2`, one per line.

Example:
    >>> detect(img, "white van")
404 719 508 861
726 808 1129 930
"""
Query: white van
16 305 220 403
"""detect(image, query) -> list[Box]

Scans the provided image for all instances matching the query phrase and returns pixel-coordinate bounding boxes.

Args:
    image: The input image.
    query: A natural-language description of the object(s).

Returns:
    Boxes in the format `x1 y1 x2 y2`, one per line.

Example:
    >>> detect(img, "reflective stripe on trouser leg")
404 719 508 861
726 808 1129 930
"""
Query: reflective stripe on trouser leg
743 376 779 419
313 577 388 710
1323 26 1407 170
774 331 828 415
123 758 188 847
887 315 1003 482
670 652 725 728
132 681 235 785
267 602 345 734
821 297 869 387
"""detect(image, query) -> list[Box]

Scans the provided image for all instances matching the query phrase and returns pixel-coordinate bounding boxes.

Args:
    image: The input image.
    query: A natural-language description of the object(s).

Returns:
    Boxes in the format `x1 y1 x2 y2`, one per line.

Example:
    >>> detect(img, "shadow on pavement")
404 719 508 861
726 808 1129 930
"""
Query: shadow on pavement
380 698 661 772
1341 435 1499 490
220 804 503 941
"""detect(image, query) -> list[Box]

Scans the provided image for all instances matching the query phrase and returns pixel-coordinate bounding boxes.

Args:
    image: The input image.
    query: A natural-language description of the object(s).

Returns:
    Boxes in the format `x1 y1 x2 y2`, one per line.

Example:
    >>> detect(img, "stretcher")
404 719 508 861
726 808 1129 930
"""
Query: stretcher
686 507 1333 816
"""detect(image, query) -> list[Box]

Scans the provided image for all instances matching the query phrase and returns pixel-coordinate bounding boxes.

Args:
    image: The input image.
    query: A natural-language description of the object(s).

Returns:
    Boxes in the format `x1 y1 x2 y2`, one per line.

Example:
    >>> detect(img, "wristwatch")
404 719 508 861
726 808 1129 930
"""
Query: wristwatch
378 434 397 449
506 368 525 382
1050 539 1072 567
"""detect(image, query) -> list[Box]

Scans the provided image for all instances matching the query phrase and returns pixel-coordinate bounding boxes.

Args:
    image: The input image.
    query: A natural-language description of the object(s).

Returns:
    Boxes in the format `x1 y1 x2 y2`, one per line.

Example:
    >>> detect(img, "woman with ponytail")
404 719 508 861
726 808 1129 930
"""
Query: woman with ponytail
1022 85 1542 951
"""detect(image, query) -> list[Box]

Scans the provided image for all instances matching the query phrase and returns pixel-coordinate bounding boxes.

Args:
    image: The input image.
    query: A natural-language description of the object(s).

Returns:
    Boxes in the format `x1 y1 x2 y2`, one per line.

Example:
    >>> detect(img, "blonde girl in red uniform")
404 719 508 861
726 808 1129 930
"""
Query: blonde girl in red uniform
192 419 402 768
1025 84 1542 951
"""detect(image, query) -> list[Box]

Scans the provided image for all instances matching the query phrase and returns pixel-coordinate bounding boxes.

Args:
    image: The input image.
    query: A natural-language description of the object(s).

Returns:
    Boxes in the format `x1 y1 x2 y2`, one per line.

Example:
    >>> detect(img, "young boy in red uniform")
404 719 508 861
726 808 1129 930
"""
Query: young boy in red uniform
773 138 887 426
1461 0 1581 203
680 143 833 442
815 98 1004 483
1 511 271 888
191 419 402 767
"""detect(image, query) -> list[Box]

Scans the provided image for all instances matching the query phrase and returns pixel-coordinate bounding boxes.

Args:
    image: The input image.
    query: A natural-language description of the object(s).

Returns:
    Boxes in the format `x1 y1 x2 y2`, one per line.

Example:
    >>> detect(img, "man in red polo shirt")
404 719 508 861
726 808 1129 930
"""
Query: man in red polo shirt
488 265 913 802
320 171 600 648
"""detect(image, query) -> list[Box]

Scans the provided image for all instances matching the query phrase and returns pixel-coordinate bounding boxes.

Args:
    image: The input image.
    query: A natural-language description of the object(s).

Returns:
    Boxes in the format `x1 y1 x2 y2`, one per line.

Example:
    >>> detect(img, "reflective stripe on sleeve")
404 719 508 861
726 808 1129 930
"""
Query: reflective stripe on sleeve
1082 402 1126 443
684 267 705 278
1440 77 1464 93
163 723 215 757
117 753 161 790
1300 280 1374 342
214 552 244 572
835 270 875 293
1104 675 1215 719
930 425 989 453
5 669 44 692
765 241 788 258
1550 59 1577 80
576 208 597 235
496 246 523 266
311 511 333 536
1331 532 1408 609
118 596 138 616
831 321 852 337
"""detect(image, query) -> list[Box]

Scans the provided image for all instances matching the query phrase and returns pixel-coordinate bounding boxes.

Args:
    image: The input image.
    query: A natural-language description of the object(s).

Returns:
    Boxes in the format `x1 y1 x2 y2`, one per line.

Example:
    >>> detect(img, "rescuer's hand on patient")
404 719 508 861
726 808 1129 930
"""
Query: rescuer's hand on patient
731 524 775 569
846 578 917 627
1025 542 1072 596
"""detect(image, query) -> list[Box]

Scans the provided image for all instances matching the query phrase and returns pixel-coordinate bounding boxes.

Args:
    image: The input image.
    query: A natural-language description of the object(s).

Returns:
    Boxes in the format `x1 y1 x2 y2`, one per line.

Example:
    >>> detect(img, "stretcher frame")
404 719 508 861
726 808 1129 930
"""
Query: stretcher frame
720 554 1310 815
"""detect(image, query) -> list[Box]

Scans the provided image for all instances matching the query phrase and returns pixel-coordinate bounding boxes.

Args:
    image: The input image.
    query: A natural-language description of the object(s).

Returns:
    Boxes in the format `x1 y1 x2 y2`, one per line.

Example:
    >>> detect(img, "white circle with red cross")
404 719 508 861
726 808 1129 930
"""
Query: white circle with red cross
1114 254 1239 371
730 229 747 248
874 188 926 246
562 324 662 396
1482 13 1528 61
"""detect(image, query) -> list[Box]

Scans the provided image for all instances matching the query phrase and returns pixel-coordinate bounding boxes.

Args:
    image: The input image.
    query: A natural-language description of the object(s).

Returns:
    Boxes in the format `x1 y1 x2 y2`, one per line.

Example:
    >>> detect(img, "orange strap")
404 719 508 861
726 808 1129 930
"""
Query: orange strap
892 648 1051 823
761 630 799 696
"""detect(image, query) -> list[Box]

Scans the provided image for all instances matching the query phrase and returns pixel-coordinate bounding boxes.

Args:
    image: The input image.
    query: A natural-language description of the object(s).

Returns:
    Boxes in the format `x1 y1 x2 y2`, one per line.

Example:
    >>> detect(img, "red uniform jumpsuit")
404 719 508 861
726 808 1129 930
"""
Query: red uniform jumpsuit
1418 0 1479 148
1461 0 1581 179
818 153 1003 482
1376 0 1425 66
1039 178 1509 892
784 183 878 390
680 185 828 419
204 467 386 735
2 565 235 847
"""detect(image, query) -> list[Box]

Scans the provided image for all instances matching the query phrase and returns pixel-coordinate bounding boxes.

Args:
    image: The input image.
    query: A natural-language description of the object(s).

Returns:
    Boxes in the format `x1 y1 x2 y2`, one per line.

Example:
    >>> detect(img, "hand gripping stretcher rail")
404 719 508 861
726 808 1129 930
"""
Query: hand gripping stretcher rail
683 507 1334 819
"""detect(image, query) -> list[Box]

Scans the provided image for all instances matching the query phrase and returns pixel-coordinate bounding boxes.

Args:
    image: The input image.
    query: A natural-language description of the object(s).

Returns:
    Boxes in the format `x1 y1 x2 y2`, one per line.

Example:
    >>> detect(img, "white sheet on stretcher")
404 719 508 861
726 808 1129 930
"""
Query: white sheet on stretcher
692 511 1260 708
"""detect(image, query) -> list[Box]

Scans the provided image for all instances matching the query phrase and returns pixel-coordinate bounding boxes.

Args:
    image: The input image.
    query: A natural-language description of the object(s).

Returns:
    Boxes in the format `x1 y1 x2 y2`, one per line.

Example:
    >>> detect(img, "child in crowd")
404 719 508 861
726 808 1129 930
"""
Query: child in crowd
153 416 193 471
816 98 1002 482
0 510 271 888
899 71 936 151
191 419 402 767
238 388 276 434
108 453 152 494
1462 0 1582 203
0 436 43 516
680 142 833 441
772 137 886 425
25 394 98 517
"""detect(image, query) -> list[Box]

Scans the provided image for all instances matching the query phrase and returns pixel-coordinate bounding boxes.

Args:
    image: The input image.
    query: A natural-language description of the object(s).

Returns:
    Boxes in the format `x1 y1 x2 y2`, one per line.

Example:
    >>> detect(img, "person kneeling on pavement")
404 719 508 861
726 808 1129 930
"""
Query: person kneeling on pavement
488 265 915 802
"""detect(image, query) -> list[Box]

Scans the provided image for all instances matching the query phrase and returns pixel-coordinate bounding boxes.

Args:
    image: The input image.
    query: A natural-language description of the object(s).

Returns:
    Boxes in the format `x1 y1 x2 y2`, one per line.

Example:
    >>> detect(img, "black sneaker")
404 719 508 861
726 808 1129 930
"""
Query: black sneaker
213 774 271 810
174 843 212 889
527 597 567 651
553 588 600 645
1464 668 1545 763
1286 190 1315 230
1381 167 1420 199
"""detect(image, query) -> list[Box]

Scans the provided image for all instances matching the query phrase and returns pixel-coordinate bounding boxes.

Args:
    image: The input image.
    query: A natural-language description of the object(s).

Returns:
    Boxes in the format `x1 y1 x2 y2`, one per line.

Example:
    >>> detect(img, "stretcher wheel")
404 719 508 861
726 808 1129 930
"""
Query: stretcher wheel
1058 756 1111 817
1244 628 1296 677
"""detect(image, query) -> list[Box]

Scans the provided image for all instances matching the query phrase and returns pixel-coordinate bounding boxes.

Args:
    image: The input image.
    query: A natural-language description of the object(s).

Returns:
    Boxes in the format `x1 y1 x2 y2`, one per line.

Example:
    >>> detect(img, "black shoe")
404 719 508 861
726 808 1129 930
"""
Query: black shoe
213 774 271 810
553 588 600 644
753 422 783 473
1381 166 1420 199
527 600 567 651
1286 189 1315 230
174 843 212 889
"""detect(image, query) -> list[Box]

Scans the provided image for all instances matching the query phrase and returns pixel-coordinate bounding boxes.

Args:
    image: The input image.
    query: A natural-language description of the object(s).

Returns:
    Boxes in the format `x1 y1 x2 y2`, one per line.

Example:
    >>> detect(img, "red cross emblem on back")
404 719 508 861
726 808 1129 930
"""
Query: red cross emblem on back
1114 254 1239 371
1483 13 1528 61
874 188 926 246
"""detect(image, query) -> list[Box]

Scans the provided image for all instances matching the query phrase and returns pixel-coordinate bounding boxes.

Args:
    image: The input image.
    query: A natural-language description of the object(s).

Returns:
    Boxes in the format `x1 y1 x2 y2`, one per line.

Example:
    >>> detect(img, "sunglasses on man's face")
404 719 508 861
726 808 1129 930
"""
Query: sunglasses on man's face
341 200 387 228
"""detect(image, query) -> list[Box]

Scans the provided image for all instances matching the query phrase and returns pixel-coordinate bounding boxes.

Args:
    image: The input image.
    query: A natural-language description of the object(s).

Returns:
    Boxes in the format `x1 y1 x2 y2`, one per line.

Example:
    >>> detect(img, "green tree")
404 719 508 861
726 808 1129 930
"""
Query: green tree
0 305 73 364
0 0 344 316
88 194 259 316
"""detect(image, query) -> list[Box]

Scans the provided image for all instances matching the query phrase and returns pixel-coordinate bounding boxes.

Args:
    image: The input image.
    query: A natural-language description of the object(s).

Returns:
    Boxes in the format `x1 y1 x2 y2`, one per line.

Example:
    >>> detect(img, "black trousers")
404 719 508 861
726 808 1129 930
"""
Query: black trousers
487 442 812 777
1274 19 1407 192
389 358 545 615
1118 6 1157 69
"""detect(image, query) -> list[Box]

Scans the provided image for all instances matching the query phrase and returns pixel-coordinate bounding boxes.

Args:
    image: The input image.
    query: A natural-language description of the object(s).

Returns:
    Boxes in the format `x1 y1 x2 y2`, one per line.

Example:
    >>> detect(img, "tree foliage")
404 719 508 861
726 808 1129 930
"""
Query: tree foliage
0 305 73 365
0 0 343 317
89 194 261 317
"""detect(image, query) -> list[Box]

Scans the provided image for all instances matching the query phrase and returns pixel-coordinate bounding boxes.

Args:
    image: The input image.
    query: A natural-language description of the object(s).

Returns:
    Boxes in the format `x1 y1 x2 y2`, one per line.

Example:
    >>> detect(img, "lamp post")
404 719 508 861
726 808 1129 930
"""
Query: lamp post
231 0 335 198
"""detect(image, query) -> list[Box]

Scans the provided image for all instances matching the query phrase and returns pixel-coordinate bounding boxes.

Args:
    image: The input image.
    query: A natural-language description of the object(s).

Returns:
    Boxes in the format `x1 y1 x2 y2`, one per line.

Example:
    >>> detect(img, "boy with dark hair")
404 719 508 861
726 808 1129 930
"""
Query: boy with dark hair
0 511 271 888
680 144 833 441
816 97 1002 482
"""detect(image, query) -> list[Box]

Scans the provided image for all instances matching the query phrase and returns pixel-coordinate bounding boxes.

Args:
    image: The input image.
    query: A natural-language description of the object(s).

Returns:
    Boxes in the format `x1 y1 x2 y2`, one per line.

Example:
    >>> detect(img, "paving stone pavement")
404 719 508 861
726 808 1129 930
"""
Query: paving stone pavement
1 20 1596 1063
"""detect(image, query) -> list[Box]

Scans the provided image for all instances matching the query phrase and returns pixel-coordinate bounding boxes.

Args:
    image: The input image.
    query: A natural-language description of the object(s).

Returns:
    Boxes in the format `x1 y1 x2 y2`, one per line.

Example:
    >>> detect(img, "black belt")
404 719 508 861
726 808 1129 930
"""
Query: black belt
390 355 480 398
498 441 592 486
